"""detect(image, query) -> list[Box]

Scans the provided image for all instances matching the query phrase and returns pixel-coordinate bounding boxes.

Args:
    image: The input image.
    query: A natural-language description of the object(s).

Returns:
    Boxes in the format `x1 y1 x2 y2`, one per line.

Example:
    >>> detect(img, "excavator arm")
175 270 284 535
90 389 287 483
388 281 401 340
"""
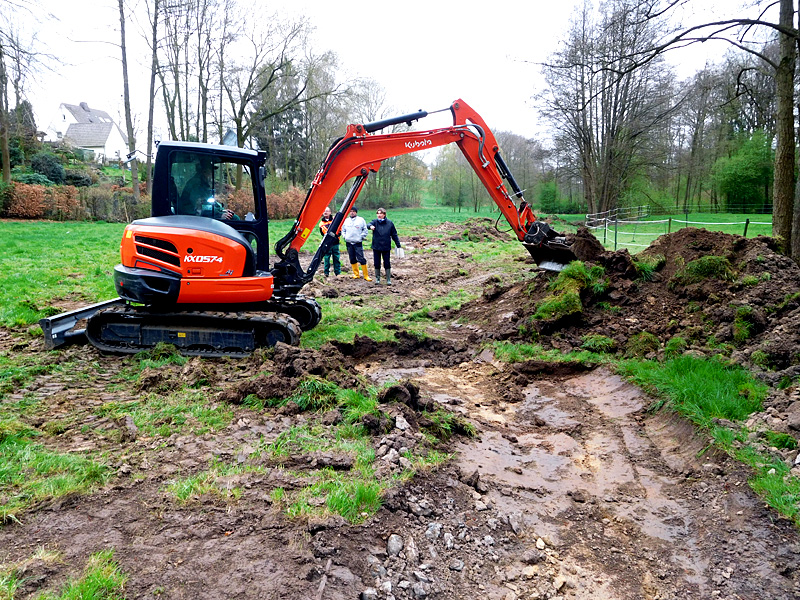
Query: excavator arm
271 99 574 293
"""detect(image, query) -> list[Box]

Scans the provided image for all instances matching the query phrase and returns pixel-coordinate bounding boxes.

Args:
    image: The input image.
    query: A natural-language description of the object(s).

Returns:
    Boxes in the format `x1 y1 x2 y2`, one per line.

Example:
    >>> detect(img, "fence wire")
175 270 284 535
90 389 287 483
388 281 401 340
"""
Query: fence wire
584 208 772 252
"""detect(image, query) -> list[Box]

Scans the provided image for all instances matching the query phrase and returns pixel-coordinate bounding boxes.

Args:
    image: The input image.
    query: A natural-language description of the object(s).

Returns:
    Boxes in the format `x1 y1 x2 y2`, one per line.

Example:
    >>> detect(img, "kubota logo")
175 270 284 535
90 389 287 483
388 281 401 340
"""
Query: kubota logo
405 138 432 149
184 255 223 263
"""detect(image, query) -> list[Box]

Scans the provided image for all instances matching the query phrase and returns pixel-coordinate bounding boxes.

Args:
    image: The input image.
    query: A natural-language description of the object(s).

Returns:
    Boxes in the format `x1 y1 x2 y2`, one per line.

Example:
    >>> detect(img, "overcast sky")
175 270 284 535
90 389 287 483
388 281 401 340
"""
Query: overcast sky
25 0 735 148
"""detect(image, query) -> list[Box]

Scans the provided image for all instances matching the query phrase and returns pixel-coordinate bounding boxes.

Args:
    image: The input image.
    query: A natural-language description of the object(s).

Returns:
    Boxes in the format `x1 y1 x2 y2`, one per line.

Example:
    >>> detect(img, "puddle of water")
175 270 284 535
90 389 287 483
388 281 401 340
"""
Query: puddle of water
456 431 576 491
364 366 427 385
567 370 646 418
522 384 582 429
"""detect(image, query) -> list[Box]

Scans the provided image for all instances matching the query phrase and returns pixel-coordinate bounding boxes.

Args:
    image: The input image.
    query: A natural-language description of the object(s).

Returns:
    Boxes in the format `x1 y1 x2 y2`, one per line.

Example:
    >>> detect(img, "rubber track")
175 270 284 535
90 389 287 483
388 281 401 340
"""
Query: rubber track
86 305 301 357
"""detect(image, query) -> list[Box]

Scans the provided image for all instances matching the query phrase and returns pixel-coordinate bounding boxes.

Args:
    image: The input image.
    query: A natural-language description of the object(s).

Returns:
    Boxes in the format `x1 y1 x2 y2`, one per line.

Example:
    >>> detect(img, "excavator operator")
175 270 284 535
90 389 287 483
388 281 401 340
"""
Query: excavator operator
178 158 236 220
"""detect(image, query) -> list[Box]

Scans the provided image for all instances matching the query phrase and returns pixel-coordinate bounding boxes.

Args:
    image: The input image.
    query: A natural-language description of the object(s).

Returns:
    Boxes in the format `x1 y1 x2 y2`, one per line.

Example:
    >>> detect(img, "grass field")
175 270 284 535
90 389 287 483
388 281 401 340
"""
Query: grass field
0 207 776 329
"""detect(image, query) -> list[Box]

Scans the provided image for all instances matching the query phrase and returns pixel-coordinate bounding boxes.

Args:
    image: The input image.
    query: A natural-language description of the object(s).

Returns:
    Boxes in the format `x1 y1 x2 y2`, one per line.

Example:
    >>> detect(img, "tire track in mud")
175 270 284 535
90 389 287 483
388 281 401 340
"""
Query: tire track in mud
400 362 800 599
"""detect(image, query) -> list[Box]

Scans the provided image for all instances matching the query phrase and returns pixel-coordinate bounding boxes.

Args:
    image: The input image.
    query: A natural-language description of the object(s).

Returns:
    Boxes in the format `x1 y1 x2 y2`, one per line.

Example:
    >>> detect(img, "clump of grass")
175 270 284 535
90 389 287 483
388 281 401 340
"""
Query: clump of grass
1 433 110 522
134 342 187 367
739 275 759 287
663 336 688 359
669 255 734 288
549 261 607 296
287 376 340 411
762 431 798 450
0 567 21 599
421 408 476 441
625 331 660 358
581 334 616 353
749 468 800 523
489 341 546 362
733 305 755 344
750 349 771 369
617 354 767 426
167 472 218 503
36 549 128 600
530 262 607 325
532 291 582 321
633 253 665 281
323 478 383 522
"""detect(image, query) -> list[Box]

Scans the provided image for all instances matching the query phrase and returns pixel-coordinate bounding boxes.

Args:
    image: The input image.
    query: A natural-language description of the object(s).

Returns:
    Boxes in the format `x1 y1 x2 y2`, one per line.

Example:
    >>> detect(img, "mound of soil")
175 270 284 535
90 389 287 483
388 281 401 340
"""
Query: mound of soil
458 227 800 381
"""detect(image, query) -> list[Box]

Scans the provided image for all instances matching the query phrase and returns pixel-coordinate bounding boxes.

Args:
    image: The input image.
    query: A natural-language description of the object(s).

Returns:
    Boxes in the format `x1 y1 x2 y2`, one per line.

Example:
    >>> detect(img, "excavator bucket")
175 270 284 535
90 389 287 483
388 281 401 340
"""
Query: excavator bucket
523 239 578 272
522 221 578 272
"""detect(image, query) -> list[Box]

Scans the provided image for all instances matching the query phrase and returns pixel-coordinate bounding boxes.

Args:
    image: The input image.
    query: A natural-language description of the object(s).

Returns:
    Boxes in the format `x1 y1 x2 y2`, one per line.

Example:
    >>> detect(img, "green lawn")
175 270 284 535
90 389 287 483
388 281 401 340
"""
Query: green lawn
0 221 123 327
0 208 777 329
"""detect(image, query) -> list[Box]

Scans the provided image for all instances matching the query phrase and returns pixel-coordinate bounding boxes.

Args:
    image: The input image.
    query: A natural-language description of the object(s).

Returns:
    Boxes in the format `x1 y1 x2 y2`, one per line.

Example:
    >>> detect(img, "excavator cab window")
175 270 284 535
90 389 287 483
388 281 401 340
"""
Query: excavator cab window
169 152 257 222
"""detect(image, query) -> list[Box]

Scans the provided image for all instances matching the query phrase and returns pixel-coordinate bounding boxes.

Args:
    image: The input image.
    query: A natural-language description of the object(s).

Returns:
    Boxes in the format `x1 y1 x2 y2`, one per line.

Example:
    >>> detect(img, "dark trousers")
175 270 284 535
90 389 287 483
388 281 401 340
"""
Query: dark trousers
323 245 341 275
373 249 391 270
346 242 366 265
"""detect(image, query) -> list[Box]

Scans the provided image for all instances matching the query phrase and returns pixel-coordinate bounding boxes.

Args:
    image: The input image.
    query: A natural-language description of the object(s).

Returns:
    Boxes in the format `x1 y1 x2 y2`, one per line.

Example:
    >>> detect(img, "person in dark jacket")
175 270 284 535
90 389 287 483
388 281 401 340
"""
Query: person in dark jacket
367 207 402 285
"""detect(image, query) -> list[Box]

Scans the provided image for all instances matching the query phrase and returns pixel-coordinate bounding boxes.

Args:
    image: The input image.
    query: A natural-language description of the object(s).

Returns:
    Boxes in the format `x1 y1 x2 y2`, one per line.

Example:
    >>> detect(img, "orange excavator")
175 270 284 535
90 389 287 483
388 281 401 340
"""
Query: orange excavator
41 99 575 356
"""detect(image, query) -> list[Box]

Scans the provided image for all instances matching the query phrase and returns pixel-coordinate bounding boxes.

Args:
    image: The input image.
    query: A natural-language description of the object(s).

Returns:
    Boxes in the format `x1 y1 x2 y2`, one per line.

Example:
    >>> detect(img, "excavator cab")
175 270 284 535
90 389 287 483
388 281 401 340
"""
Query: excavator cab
149 141 270 270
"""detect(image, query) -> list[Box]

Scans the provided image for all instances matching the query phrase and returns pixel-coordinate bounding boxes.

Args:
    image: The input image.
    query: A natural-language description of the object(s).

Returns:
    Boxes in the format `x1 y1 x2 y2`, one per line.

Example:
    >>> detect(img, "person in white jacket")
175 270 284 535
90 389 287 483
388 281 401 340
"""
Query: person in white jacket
341 206 371 280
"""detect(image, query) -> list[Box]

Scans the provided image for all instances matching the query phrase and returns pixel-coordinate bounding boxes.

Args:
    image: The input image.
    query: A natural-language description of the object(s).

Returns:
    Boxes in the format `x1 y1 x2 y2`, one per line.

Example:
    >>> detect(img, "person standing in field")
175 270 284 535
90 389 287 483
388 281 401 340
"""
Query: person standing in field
368 207 402 285
342 206 371 280
318 206 341 277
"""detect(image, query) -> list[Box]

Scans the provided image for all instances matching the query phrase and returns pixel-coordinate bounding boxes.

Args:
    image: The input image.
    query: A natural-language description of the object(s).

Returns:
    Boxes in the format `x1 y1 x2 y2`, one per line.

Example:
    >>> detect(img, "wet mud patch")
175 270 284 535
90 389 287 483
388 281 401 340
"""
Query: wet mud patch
376 363 800 599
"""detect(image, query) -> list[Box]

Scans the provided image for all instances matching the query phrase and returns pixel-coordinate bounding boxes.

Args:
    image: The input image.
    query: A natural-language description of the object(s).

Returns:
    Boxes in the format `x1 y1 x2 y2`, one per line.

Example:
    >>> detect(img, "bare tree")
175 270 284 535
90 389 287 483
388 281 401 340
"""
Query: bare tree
541 0 676 214
118 0 139 201
0 41 10 183
623 0 798 257
144 0 160 195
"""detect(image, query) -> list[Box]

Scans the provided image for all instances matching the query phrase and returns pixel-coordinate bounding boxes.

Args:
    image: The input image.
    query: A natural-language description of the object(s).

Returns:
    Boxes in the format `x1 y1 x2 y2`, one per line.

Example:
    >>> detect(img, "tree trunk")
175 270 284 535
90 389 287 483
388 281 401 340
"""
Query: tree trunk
774 0 795 255
119 0 140 202
0 42 10 184
145 0 159 196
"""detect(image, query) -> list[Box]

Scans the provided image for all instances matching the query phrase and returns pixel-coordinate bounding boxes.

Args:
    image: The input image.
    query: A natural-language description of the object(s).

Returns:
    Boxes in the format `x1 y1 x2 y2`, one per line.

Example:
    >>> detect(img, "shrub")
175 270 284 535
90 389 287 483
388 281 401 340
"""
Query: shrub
626 331 660 358
43 185 80 221
0 181 13 215
12 172 54 186
4 183 46 218
64 169 93 187
30 152 65 184
266 187 305 220
83 184 115 220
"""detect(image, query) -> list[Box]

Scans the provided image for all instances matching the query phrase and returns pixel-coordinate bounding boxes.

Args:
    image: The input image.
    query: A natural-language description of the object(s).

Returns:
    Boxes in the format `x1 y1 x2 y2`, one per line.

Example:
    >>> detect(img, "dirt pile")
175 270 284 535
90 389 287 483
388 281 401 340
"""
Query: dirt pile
459 227 800 376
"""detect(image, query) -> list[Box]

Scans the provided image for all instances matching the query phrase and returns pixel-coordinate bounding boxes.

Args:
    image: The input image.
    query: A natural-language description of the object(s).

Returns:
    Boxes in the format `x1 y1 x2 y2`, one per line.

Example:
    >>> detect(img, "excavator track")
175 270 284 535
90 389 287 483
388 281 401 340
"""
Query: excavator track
86 305 301 357
262 295 322 331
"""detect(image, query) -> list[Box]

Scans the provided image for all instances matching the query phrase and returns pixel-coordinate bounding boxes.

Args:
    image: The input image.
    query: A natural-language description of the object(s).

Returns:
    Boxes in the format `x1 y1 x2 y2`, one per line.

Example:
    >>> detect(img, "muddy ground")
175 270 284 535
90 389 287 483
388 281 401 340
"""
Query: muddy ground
3 221 800 599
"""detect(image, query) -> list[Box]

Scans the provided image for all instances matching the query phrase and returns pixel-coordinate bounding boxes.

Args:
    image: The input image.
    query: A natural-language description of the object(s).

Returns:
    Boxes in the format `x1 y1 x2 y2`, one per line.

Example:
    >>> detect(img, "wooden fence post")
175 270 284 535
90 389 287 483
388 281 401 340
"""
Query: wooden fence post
743 218 750 237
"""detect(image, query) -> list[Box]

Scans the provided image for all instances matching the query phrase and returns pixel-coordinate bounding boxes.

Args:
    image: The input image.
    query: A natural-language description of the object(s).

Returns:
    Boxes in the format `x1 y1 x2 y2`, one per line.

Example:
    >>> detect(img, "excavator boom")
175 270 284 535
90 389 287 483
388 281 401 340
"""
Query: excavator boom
272 99 574 291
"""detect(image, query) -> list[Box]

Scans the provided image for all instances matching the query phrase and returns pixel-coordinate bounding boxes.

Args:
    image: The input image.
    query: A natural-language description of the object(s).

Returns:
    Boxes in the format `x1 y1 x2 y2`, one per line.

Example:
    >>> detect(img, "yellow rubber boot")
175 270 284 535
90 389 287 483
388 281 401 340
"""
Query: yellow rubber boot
361 264 372 281
350 263 361 278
